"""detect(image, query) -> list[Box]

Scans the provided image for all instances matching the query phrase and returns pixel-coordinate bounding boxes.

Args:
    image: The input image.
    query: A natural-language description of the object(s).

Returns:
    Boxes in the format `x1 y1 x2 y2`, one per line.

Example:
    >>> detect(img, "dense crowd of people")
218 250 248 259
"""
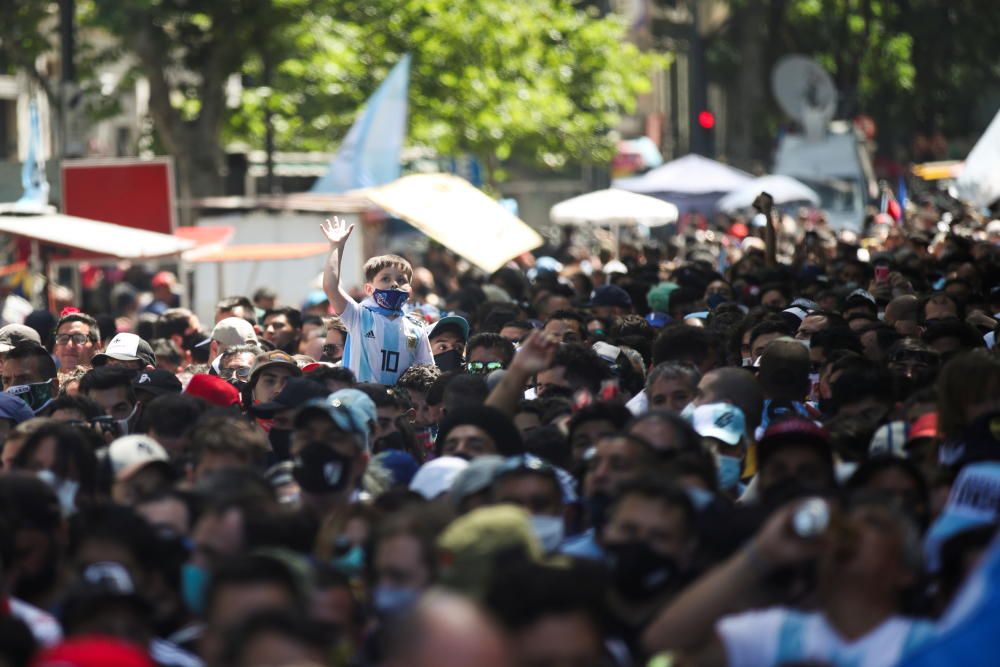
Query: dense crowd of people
0 201 998 667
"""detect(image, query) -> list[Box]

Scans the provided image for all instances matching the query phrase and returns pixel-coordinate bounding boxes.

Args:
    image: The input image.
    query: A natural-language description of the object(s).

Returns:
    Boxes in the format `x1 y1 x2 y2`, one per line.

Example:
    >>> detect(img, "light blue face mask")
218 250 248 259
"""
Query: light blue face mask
686 487 715 511
529 515 565 553
680 402 696 422
373 585 421 616
332 544 365 577
181 563 210 616
716 454 743 491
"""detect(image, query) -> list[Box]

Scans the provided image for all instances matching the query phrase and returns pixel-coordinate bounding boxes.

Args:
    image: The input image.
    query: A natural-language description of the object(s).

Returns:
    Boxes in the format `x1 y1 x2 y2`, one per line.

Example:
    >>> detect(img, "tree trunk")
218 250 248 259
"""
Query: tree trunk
126 19 228 222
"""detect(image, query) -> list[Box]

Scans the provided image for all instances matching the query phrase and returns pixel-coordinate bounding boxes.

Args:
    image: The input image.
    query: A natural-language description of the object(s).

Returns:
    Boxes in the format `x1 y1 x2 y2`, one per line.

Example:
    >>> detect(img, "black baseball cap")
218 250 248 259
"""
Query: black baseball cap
250 377 329 417
133 369 182 397
588 285 632 309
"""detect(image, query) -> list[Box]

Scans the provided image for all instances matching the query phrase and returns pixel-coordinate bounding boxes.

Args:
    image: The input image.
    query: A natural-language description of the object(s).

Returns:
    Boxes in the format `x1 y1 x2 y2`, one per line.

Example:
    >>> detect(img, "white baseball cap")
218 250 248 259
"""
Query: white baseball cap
108 435 170 480
409 456 469 500
691 403 746 446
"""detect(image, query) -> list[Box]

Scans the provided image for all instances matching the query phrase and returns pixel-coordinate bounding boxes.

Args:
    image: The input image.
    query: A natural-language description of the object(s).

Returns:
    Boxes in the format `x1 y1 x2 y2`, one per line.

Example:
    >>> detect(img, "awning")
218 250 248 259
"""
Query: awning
0 211 193 259
550 189 678 227
365 173 544 273
185 243 330 263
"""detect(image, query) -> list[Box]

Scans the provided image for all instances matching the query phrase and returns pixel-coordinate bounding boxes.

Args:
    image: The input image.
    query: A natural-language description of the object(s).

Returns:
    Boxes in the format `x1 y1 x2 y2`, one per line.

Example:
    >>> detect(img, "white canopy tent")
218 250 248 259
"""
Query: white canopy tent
364 173 544 273
957 109 1000 208
550 188 679 227
716 174 821 213
613 154 754 214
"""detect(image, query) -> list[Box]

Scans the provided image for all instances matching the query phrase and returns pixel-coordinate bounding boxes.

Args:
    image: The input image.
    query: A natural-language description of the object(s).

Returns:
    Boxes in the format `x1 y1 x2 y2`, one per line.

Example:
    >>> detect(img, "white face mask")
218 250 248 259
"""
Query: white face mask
529 515 565 553
680 402 696 422
37 470 79 517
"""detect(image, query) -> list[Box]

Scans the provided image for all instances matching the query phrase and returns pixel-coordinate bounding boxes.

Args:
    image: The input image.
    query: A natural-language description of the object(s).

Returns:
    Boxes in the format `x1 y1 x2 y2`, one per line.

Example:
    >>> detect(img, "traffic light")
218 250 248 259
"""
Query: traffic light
692 109 715 156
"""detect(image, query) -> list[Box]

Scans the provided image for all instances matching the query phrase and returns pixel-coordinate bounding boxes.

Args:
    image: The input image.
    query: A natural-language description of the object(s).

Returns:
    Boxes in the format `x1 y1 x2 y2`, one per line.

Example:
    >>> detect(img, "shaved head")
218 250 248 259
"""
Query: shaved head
382 591 512 667
696 367 764 436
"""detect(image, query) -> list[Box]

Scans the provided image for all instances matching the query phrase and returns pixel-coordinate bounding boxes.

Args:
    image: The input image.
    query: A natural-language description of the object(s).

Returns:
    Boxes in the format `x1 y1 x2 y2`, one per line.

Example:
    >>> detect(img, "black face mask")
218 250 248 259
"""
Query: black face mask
586 492 612 530
434 349 464 372
374 430 407 454
268 429 293 461
293 443 352 494
604 541 678 602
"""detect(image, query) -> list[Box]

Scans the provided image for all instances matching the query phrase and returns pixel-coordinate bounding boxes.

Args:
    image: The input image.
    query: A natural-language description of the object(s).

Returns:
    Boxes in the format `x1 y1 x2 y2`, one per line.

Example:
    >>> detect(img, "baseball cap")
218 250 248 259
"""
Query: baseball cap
151 271 175 288
410 456 469 500
302 289 329 310
436 505 541 598
691 403 746 446
184 374 241 408
92 333 156 368
0 324 41 353
845 288 878 308
108 435 170 480
0 392 35 425
249 350 302 386
295 389 376 449
430 315 470 342
372 449 420 487
645 312 671 328
34 636 154 667
924 462 1000 572
250 377 329 417
588 284 632 309
450 455 506 509
133 369 182 397
757 417 831 469
199 317 258 350
494 453 577 504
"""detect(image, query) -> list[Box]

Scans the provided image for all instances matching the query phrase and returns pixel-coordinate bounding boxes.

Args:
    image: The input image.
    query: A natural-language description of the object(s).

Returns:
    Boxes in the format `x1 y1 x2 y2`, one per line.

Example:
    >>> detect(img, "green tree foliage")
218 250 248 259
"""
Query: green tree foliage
226 0 662 182
716 0 1000 163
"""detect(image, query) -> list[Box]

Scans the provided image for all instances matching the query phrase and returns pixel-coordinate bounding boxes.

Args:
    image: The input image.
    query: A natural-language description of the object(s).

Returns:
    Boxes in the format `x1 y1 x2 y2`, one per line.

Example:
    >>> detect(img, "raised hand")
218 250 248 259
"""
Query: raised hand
321 216 355 248
510 330 558 376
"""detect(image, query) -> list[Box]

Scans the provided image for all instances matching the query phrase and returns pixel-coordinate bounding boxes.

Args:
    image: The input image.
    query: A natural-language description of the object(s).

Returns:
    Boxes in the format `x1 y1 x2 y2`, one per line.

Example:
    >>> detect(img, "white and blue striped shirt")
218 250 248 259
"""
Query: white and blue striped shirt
339 299 433 385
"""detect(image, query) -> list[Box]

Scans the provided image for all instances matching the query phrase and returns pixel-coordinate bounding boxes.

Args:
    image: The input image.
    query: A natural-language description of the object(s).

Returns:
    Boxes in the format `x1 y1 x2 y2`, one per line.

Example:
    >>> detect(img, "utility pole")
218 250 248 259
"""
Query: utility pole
688 0 711 156
59 0 80 158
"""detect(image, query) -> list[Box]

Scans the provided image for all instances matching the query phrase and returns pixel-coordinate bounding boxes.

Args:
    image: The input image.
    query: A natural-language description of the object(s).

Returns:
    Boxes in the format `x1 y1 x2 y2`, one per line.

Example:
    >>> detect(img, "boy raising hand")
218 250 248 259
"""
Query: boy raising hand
321 217 433 385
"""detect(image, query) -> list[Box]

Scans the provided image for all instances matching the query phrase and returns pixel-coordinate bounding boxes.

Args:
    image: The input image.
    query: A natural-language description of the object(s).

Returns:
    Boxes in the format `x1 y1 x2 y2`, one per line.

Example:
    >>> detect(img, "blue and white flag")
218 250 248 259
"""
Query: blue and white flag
311 54 411 193
16 101 49 210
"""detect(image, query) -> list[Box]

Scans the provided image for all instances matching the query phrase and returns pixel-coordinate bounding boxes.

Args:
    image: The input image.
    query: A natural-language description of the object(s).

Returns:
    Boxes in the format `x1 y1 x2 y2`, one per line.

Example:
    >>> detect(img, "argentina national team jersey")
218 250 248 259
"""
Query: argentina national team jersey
339 299 433 385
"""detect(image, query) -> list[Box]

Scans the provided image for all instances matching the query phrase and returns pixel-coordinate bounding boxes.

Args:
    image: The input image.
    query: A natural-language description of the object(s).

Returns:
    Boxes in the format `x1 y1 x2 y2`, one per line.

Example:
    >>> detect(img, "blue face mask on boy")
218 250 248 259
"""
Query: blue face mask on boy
372 288 409 311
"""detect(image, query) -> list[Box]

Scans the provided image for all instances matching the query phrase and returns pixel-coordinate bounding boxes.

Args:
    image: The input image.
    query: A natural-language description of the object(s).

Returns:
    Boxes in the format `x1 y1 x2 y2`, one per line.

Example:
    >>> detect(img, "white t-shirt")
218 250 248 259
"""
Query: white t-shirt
339 299 433 385
717 607 934 667
10 597 62 647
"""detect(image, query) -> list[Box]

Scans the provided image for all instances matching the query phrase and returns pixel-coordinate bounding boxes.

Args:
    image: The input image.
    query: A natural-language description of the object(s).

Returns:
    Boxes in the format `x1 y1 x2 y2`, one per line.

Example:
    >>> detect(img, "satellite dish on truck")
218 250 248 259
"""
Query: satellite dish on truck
771 55 838 142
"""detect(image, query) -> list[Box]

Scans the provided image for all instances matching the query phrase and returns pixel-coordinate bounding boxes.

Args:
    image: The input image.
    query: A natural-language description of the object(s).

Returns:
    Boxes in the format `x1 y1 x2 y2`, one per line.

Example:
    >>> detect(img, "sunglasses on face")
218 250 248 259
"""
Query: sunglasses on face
54 334 91 346
466 361 505 374
220 366 252 381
